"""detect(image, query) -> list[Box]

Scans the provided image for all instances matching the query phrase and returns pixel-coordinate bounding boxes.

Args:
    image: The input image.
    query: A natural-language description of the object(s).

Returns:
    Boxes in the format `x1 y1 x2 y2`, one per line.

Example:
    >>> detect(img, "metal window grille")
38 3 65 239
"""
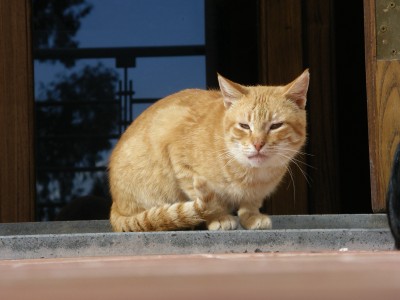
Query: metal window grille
34 46 205 220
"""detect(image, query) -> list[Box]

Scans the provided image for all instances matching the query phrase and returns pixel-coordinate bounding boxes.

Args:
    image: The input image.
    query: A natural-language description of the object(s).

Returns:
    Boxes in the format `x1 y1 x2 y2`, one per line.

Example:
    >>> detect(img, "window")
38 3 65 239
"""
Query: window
33 0 205 220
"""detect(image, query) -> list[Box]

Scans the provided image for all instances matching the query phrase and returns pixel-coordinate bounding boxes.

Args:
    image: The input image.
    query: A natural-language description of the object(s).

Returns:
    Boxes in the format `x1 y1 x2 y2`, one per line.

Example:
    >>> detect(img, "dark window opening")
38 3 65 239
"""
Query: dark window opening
33 0 206 221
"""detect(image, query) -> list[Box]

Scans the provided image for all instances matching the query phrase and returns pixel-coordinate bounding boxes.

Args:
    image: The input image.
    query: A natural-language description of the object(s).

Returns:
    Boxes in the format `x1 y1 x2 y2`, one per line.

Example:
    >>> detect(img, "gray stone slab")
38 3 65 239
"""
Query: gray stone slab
271 214 389 229
0 220 113 236
0 214 395 260
0 214 389 236
0 229 394 260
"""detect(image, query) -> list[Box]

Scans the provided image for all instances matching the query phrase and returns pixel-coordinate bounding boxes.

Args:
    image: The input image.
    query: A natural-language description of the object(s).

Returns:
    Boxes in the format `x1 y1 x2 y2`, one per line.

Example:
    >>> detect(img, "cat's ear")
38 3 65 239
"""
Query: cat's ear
282 69 310 109
217 73 248 108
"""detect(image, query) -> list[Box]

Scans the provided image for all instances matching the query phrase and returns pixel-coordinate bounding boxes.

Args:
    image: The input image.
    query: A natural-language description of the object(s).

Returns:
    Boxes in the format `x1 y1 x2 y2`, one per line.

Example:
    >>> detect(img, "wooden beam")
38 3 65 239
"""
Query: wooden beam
364 0 400 212
0 0 35 222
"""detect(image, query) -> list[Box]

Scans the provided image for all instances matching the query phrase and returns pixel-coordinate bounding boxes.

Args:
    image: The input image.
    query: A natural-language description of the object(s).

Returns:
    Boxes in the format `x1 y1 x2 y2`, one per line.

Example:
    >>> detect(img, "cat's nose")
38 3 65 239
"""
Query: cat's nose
254 142 265 152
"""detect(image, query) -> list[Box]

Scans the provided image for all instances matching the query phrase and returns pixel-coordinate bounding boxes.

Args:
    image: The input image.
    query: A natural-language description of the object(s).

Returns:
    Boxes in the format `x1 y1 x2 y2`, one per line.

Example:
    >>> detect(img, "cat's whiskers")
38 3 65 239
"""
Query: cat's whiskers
109 70 310 232
276 147 314 157
213 135 235 157
268 146 314 159
212 148 237 169
271 151 311 186
284 164 296 206
213 148 233 160
213 134 248 168
219 155 233 169
213 134 228 145
216 149 231 160
267 146 315 169
222 155 237 170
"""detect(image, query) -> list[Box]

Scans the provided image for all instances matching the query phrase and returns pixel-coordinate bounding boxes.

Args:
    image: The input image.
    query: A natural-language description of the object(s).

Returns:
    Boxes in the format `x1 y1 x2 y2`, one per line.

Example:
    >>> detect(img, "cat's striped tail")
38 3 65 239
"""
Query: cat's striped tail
110 177 219 232
110 199 207 232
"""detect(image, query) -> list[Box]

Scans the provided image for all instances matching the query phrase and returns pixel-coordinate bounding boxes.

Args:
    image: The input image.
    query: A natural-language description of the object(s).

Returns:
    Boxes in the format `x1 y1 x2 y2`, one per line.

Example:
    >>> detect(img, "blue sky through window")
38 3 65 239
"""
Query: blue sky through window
33 0 206 219
34 0 206 100
78 0 205 47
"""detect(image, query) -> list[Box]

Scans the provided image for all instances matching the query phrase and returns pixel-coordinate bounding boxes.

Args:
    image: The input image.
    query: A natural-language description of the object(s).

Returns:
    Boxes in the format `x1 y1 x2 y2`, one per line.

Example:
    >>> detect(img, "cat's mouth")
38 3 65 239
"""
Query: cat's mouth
247 153 268 162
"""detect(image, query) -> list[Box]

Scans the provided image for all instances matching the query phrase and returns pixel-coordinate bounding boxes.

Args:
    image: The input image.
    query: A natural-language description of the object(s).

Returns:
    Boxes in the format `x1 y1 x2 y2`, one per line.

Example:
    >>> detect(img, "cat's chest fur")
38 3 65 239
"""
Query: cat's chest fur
108 70 309 232
211 167 286 206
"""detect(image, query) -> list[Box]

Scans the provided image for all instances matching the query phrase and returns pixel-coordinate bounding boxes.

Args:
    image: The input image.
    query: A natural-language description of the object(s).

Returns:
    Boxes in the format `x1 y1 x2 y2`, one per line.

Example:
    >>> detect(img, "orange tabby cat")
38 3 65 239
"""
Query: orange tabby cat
109 70 309 231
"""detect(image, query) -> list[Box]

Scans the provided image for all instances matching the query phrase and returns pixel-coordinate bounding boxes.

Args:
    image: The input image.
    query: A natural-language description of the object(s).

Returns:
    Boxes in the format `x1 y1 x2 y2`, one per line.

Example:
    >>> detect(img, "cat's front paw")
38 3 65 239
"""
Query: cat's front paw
240 214 272 230
207 215 238 230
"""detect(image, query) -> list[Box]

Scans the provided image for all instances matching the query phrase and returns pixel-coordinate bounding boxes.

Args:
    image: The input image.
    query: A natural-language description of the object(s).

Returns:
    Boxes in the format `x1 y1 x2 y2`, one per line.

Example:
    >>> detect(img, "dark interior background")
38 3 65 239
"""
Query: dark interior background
205 0 370 214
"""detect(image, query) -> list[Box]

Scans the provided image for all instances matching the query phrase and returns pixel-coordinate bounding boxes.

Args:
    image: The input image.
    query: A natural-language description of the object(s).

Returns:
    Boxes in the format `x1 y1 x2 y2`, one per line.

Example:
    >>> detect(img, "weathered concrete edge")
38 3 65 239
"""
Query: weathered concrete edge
0 229 394 260
0 214 389 235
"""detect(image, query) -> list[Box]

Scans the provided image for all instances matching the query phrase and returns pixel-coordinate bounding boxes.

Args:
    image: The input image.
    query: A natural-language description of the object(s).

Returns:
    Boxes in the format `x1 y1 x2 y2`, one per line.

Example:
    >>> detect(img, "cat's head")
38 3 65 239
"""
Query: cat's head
219 70 309 169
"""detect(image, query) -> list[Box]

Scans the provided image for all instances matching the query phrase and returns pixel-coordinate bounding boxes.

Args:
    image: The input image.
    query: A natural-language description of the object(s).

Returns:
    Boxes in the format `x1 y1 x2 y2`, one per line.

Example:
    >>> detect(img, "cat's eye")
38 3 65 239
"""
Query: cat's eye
270 122 284 130
239 123 250 130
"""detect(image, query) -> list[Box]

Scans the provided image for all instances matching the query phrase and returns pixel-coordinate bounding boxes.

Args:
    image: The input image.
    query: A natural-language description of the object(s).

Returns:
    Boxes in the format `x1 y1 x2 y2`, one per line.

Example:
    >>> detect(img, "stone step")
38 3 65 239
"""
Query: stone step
0 214 394 259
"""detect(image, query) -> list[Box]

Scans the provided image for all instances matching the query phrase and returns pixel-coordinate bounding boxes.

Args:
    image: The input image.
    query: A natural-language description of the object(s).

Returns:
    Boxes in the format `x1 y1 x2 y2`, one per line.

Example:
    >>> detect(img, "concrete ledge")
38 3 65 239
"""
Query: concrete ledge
0 214 389 235
0 214 394 259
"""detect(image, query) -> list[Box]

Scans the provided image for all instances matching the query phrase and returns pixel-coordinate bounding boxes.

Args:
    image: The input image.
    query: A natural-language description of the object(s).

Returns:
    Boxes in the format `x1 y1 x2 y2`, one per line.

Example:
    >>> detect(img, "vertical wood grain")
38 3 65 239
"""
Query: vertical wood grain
364 0 400 212
371 61 400 212
259 0 304 84
259 0 308 214
260 0 341 214
303 0 341 213
363 0 379 211
0 0 35 222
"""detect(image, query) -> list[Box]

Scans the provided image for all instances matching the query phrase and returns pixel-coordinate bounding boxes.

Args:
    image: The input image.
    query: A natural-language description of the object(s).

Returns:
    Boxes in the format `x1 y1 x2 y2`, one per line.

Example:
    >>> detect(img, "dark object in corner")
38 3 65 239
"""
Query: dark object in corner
387 143 400 250
55 195 111 221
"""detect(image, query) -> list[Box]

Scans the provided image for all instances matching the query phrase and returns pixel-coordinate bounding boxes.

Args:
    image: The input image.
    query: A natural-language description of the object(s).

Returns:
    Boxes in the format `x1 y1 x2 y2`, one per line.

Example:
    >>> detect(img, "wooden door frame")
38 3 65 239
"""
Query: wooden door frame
258 0 309 214
259 0 341 214
364 0 400 212
0 0 35 222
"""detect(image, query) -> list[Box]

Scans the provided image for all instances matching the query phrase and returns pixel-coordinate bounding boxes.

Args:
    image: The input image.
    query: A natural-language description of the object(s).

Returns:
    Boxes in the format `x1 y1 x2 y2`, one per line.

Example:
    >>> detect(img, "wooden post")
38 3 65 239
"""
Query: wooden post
259 0 308 214
364 0 400 212
259 0 341 214
0 0 35 222
303 0 341 213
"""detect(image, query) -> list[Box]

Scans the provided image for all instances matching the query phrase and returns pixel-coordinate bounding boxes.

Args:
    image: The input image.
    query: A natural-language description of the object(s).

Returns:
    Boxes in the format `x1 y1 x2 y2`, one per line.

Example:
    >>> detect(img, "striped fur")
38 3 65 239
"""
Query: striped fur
110 200 205 232
109 71 309 232
110 177 220 232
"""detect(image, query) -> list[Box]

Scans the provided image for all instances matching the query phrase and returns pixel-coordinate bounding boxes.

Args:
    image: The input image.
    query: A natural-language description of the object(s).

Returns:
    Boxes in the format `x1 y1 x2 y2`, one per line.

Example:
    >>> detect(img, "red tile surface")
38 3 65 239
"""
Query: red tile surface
1 251 400 300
